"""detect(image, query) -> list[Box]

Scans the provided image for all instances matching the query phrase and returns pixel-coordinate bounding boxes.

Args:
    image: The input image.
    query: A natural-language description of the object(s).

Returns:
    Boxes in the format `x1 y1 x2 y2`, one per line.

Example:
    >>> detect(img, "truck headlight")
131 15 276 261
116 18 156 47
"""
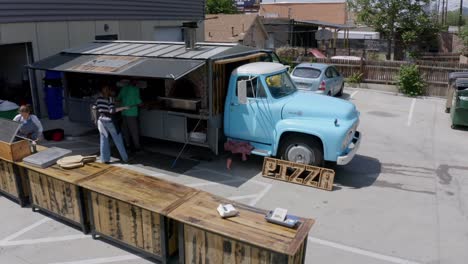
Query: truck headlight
342 130 354 150
342 122 358 150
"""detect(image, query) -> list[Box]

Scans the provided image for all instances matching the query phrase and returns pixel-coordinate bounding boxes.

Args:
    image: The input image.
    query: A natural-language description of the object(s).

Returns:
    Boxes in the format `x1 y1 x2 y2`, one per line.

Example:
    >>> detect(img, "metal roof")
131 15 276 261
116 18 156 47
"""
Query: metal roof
29 53 205 80
29 41 263 79
294 20 355 29
62 41 258 60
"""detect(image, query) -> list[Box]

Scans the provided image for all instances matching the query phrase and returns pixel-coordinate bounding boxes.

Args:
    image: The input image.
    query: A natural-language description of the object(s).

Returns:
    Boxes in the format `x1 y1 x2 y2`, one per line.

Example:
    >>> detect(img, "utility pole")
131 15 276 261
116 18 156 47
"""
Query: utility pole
459 0 464 28
445 0 449 25
436 0 440 22
441 0 446 24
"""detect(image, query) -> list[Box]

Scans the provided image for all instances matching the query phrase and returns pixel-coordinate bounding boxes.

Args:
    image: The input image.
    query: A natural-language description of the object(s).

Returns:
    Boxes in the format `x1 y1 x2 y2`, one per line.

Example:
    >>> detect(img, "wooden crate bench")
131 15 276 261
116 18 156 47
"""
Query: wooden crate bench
16 160 111 233
168 192 314 264
79 167 198 263
0 158 29 206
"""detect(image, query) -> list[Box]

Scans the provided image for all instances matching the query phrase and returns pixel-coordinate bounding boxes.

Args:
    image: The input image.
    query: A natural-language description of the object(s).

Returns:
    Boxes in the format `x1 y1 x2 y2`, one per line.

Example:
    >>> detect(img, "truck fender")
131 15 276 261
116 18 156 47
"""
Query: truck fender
274 119 345 161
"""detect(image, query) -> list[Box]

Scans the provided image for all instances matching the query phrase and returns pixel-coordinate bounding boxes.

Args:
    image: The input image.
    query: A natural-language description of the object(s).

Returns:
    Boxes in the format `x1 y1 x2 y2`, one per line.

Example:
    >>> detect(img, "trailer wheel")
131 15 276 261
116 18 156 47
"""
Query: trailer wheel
279 135 324 166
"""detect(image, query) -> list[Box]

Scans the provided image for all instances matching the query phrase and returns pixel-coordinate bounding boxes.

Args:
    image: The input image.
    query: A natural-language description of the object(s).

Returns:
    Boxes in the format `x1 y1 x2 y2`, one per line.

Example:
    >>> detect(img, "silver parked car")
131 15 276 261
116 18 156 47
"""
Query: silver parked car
290 63 344 96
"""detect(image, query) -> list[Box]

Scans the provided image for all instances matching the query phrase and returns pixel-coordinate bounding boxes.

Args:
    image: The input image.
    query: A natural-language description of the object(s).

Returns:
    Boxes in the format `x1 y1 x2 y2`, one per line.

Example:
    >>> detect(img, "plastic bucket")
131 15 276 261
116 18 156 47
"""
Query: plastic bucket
45 71 62 80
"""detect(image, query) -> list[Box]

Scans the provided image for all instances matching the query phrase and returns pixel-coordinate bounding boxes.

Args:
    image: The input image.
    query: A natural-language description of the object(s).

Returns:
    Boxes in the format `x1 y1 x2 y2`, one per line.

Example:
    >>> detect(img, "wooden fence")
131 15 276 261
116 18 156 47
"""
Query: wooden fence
305 58 468 96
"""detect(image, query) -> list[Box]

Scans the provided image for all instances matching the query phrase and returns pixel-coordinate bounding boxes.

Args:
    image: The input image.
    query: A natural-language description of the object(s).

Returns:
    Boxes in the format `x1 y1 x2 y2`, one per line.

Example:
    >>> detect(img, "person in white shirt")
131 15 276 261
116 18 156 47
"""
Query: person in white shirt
13 104 43 141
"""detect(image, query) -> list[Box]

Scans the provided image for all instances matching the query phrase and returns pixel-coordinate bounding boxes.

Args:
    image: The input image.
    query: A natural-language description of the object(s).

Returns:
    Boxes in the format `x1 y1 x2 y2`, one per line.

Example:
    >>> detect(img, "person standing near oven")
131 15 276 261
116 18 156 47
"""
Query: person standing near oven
117 79 142 153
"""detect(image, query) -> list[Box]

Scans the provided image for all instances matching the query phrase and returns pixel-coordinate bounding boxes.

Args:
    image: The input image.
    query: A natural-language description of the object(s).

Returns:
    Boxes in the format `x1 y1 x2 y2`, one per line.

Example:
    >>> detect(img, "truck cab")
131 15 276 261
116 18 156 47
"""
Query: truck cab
224 62 361 166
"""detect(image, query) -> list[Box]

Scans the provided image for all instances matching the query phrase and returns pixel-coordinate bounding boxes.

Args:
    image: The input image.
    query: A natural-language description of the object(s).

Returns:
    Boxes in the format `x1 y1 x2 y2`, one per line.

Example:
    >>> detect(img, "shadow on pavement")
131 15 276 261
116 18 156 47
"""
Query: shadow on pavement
182 154 266 188
340 92 351 101
127 151 200 175
333 154 382 189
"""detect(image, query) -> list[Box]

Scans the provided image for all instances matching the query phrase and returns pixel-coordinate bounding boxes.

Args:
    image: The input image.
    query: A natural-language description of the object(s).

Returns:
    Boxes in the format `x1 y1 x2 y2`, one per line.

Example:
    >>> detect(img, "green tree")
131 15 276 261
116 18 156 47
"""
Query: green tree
446 10 467 26
399 8 441 59
206 0 237 14
348 0 440 60
459 25 468 52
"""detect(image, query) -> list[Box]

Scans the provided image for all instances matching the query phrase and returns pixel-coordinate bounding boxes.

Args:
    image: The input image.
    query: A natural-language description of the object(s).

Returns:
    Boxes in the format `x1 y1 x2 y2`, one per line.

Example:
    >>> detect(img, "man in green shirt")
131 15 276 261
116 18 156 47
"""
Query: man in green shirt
117 80 142 152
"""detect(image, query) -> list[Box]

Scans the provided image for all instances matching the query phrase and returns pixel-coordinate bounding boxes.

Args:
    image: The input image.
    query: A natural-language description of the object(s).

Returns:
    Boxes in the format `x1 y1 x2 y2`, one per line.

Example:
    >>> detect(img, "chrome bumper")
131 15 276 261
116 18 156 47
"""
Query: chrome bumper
337 131 361 165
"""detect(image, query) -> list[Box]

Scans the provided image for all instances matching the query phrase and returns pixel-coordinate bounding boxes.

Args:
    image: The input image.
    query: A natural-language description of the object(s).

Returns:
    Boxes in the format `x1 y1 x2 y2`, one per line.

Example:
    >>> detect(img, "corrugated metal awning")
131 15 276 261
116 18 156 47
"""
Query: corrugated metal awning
28 53 205 80
294 20 355 29
62 41 235 60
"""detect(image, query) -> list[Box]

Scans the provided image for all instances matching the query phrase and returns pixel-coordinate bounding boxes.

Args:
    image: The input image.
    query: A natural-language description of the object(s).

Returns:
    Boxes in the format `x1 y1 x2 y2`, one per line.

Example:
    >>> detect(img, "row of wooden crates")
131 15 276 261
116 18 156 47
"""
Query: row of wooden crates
0 147 313 264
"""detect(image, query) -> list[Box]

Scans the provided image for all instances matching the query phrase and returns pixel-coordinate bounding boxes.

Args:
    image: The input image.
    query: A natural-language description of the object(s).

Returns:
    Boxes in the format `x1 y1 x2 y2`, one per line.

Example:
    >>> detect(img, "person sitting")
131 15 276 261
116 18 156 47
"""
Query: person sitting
95 83 129 164
13 104 43 141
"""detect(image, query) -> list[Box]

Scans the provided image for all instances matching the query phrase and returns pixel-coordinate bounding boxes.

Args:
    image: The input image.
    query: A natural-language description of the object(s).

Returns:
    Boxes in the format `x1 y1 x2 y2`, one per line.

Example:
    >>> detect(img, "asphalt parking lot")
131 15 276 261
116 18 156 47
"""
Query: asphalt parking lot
1 87 468 264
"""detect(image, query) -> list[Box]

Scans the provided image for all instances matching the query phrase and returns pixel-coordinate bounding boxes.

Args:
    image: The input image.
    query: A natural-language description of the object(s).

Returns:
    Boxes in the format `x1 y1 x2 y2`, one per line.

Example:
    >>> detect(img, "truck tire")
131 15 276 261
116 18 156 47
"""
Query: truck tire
279 135 324 166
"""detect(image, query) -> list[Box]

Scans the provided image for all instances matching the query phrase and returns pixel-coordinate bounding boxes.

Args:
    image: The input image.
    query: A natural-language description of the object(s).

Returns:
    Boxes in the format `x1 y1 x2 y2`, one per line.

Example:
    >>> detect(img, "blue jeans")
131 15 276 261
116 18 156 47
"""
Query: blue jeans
100 120 128 163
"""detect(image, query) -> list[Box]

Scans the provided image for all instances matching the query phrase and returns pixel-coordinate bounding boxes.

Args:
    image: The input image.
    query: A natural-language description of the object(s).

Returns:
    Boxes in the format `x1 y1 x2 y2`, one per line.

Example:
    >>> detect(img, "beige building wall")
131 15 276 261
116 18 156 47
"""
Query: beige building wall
243 22 267 49
260 3 347 25
0 20 205 116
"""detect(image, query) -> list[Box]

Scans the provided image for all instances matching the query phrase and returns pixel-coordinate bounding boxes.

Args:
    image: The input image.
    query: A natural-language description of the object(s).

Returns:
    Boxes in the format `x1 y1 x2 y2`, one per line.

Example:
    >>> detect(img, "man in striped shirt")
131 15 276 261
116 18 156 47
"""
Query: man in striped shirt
95 84 129 164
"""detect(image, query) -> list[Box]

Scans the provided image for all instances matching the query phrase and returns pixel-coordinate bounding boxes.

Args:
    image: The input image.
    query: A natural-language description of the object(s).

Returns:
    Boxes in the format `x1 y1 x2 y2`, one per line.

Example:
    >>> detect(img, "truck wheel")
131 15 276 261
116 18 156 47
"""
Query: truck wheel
279 136 324 166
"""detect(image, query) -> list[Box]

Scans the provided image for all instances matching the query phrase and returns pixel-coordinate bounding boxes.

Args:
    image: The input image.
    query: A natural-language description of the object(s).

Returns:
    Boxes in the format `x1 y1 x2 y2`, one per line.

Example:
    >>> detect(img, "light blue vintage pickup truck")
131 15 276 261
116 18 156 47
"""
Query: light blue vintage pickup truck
224 62 361 166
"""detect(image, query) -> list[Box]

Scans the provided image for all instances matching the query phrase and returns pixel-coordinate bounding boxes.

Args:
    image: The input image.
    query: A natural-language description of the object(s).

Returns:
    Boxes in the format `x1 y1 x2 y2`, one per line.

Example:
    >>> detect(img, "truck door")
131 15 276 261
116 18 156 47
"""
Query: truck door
228 76 273 144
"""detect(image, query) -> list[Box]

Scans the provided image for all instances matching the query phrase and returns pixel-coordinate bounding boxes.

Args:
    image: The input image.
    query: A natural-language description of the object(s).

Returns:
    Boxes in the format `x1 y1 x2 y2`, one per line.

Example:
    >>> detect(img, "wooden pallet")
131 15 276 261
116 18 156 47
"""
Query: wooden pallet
262 157 335 191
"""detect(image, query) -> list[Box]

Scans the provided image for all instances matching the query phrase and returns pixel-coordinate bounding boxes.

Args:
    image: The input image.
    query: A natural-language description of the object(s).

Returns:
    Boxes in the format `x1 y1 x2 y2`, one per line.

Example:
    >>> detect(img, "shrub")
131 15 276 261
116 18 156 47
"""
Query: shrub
346 72 363 84
396 64 425 96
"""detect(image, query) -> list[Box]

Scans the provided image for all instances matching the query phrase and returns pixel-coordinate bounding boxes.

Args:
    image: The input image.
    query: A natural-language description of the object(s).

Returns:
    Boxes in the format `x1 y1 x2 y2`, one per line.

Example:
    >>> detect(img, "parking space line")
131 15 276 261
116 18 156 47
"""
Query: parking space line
407 98 416 126
1 218 50 242
249 184 272 206
228 194 259 201
187 179 244 187
184 167 273 206
308 237 421 264
350 90 359 99
49 255 141 264
0 234 88 247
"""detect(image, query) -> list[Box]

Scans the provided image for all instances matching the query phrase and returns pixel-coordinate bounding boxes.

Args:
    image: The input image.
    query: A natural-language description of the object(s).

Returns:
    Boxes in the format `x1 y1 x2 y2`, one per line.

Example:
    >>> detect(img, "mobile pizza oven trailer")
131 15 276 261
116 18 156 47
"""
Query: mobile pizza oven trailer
27 40 282 155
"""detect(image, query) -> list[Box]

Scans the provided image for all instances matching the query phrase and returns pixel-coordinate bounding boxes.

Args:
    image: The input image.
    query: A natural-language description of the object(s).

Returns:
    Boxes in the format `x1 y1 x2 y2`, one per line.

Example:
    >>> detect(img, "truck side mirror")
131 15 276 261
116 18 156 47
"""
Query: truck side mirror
237 80 248 104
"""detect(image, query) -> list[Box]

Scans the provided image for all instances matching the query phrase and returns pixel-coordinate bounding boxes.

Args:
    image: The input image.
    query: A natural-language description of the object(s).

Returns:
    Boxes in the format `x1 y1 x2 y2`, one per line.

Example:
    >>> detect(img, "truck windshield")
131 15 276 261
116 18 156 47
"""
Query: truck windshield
265 72 297 98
